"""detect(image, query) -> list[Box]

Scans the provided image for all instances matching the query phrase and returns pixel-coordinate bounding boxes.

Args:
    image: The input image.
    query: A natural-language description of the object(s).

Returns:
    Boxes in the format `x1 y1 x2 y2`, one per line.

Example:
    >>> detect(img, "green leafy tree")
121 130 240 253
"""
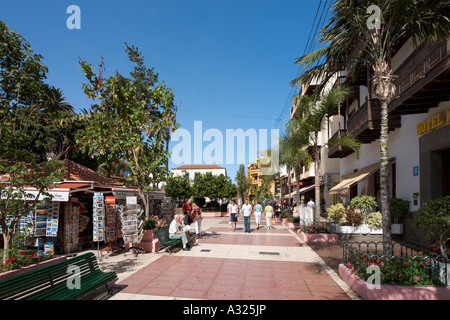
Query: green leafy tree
0 21 65 262
165 176 192 204
78 44 179 219
415 196 450 260
191 173 236 203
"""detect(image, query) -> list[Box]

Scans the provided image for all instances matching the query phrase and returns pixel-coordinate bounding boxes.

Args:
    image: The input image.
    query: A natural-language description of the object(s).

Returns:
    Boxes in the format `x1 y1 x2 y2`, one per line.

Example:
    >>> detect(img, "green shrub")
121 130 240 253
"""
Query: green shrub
344 207 364 226
390 198 410 221
326 203 346 225
350 195 377 214
366 211 382 230
415 196 450 259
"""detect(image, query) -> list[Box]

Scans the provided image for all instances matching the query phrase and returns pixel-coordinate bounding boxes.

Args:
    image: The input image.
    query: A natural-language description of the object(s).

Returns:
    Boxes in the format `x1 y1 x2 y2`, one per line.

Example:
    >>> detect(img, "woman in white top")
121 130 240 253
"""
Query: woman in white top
254 202 262 230
229 199 239 232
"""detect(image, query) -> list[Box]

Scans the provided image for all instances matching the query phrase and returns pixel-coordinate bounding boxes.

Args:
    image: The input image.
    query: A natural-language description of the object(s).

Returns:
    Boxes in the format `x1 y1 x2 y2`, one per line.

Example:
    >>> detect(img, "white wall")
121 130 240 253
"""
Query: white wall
339 100 450 211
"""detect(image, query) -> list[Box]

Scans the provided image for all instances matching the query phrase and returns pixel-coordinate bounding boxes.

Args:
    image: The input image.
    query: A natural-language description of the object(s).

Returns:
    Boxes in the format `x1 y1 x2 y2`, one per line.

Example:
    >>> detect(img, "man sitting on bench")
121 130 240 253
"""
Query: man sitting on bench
169 214 198 251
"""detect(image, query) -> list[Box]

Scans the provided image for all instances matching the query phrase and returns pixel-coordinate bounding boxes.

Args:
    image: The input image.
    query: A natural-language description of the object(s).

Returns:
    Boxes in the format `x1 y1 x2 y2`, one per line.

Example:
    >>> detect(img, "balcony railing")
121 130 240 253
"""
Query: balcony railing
328 129 355 158
390 38 450 114
347 99 401 144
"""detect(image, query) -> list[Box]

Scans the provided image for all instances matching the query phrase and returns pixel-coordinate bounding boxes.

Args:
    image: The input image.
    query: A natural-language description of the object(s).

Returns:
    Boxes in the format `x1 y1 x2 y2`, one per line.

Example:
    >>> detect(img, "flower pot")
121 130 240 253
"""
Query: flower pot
130 229 160 253
391 224 403 234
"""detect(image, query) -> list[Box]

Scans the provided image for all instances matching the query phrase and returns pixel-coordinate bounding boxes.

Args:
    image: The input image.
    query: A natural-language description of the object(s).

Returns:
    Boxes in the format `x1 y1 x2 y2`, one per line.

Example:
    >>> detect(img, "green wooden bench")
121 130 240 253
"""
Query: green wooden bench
0 252 117 300
154 227 181 254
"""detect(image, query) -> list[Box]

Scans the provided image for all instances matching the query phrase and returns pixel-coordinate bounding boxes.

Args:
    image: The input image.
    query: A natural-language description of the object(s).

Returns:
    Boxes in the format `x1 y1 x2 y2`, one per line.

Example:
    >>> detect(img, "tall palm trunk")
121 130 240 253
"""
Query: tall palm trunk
314 146 321 222
373 58 396 257
379 99 392 256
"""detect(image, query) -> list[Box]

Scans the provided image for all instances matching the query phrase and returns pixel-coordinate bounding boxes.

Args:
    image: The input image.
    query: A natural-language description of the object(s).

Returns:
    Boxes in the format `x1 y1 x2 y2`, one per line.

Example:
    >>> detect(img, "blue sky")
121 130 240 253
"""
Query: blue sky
1 0 330 181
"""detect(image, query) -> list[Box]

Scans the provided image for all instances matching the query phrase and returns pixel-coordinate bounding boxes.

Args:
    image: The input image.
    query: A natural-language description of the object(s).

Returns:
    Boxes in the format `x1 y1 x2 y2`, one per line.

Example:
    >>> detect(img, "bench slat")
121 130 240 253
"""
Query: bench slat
0 252 117 300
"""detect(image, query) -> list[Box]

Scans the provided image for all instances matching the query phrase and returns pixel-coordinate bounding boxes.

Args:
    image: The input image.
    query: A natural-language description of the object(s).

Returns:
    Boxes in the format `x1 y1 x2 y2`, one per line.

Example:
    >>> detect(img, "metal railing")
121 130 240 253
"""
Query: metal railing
342 241 448 286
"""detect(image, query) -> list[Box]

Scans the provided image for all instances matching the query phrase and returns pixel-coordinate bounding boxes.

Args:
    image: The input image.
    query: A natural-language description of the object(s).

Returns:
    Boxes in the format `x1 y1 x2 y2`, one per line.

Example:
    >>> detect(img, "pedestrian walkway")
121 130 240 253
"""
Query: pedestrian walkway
105 215 359 300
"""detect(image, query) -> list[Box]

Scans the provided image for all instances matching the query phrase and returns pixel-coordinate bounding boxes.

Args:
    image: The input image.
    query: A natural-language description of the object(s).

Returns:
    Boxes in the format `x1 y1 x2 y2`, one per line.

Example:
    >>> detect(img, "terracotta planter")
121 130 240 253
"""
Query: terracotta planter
287 222 299 230
129 229 160 253
339 264 450 300
298 232 339 244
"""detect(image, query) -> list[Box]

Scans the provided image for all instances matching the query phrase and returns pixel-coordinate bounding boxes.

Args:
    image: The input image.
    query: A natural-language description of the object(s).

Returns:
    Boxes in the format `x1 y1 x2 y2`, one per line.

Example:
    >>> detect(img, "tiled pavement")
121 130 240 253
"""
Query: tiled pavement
105 215 360 300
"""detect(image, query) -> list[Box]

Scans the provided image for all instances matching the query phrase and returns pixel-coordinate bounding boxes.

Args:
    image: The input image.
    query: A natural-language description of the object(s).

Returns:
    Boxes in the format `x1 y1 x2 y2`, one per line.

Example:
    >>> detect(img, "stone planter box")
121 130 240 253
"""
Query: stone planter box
333 224 383 235
339 225 361 234
0 256 67 282
339 264 450 300
127 229 160 253
298 232 339 244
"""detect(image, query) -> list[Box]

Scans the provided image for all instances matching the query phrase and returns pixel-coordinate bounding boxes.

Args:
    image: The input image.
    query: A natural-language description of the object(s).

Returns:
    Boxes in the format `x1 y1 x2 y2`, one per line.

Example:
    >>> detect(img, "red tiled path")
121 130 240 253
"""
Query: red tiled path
118 255 350 300
114 216 352 300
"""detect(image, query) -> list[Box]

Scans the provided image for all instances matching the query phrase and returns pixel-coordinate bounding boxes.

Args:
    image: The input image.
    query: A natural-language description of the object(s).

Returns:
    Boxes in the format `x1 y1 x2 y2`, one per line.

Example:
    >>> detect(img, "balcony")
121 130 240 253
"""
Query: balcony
389 38 450 115
328 129 355 158
347 99 401 144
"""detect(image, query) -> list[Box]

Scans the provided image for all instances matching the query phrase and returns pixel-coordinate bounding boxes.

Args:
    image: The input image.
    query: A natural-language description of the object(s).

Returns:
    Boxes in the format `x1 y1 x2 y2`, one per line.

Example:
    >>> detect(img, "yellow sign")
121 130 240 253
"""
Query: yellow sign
416 109 450 135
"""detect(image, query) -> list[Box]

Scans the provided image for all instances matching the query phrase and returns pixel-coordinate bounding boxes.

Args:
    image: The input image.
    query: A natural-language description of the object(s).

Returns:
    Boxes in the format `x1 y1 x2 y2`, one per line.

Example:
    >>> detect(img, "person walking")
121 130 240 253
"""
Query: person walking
229 199 239 232
191 202 203 239
254 201 262 230
263 202 274 230
241 199 253 233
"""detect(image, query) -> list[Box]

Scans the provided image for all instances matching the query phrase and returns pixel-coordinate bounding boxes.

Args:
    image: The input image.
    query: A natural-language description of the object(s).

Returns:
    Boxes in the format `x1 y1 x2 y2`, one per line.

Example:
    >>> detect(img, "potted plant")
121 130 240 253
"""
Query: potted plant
298 222 339 244
135 215 168 253
340 207 364 234
286 216 299 230
389 198 409 234
350 195 377 216
365 211 383 234
326 203 346 233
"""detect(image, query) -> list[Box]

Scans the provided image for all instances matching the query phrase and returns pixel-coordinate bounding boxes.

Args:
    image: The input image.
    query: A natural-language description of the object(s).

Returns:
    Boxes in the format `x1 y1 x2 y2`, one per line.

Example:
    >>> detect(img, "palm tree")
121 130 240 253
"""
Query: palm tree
295 0 450 255
41 86 75 113
279 132 311 205
286 86 360 222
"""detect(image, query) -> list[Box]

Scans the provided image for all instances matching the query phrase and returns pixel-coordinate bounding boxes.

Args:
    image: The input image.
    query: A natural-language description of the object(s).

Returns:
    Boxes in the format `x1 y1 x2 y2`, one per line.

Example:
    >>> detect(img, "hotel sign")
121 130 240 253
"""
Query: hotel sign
416 109 450 135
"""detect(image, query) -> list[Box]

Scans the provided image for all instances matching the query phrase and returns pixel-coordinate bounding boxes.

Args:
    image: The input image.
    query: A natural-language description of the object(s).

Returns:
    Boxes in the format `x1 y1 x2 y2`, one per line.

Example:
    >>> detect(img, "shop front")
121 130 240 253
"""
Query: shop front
418 108 450 202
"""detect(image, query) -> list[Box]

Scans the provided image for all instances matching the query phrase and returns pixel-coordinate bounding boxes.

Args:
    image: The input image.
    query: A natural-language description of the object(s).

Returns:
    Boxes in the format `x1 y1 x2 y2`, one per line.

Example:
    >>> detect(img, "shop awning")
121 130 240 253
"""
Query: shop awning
299 184 316 194
329 162 380 195
283 184 320 198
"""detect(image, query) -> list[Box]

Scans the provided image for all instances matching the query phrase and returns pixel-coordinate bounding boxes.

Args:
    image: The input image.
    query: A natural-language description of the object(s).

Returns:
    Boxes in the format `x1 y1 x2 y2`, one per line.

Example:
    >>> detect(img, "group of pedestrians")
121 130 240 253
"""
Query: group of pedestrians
168 199 203 251
228 199 275 233
168 197 283 251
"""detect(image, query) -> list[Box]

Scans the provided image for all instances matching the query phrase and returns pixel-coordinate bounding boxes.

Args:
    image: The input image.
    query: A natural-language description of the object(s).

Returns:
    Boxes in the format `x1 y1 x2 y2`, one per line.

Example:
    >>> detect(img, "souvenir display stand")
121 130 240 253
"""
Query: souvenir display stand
92 192 105 258
100 196 120 253
120 196 144 256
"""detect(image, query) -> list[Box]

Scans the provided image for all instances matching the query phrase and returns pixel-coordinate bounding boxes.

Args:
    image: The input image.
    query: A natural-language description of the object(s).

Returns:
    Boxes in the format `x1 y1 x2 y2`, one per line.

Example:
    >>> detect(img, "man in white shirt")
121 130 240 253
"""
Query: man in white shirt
241 199 253 233
169 214 190 251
